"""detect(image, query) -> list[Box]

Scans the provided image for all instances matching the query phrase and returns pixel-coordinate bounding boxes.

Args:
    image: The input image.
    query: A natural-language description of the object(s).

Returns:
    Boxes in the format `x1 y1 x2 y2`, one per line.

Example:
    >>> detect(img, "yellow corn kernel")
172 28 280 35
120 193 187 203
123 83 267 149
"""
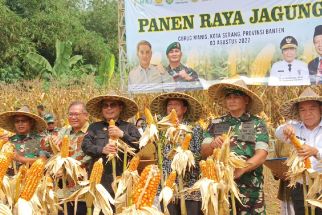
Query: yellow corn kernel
0 139 7 150
109 119 115 127
290 135 302 150
206 158 218 182
169 109 178 125
165 171 176 189
144 107 155 125
89 158 103 185
181 133 192 150
199 160 208 178
0 154 10 186
132 165 161 209
20 159 45 201
128 156 140 172
60 135 70 158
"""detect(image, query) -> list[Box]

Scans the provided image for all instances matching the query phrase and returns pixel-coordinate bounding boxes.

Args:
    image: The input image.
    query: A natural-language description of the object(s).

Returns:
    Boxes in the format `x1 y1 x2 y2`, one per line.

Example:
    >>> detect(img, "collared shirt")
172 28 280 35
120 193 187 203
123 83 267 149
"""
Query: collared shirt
82 119 141 194
57 122 90 166
268 59 310 86
161 123 203 201
165 63 203 90
275 119 322 173
128 64 174 92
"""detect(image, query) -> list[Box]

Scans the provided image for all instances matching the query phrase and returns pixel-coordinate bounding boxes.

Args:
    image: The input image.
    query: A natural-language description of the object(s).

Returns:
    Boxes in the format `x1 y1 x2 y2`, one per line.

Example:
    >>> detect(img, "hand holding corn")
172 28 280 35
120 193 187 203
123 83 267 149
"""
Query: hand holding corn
210 135 224 149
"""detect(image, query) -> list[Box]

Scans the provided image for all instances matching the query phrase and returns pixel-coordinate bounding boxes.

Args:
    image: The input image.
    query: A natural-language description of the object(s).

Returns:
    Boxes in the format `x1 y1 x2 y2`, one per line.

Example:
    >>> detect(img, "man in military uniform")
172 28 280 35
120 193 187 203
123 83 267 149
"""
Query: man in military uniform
308 25 322 84
201 79 269 215
150 92 203 215
165 42 202 90
128 40 173 92
0 106 47 169
268 36 310 86
40 113 59 158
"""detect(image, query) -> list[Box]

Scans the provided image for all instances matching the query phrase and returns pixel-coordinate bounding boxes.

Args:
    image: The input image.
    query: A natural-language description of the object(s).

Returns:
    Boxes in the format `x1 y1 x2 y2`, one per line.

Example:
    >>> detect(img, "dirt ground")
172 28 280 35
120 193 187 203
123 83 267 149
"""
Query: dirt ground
264 166 281 214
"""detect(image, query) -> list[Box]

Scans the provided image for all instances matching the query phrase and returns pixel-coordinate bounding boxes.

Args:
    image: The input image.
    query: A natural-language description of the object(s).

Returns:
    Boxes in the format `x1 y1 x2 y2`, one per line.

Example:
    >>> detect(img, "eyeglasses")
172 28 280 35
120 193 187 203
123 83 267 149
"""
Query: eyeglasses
102 102 119 109
68 112 85 118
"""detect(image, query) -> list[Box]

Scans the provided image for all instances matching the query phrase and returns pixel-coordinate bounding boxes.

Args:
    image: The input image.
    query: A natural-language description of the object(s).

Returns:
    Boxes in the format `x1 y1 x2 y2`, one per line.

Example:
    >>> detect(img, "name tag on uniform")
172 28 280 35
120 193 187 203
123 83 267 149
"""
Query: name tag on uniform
237 122 256 142
209 122 230 137
278 70 284 73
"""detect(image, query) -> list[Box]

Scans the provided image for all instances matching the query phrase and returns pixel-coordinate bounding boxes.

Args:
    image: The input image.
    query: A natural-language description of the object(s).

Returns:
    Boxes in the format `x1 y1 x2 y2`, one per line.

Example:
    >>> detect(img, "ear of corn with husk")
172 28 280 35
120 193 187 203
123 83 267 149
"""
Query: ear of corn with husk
62 158 114 215
159 171 177 215
115 156 140 210
139 108 159 149
119 164 162 215
286 135 313 187
45 135 87 184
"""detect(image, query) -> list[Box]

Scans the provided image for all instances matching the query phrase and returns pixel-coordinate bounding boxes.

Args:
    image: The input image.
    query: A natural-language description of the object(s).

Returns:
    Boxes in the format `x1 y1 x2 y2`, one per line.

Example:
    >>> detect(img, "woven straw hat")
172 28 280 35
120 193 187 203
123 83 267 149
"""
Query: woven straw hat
86 94 138 120
280 87 322 120
208 79 263 114
150 92 202 122
0 106 47 133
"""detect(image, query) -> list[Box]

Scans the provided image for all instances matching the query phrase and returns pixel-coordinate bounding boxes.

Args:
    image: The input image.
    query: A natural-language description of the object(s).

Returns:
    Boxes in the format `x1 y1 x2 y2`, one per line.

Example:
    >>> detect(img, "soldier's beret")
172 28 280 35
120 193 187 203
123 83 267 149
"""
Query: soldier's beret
166 42 181 55
313 25 322 38
280 36 298 50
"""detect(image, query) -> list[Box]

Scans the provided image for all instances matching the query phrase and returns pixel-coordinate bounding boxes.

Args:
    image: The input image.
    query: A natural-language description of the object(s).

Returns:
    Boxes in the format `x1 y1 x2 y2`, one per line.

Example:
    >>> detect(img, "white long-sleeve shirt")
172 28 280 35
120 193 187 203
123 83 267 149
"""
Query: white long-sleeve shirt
275 119 322 173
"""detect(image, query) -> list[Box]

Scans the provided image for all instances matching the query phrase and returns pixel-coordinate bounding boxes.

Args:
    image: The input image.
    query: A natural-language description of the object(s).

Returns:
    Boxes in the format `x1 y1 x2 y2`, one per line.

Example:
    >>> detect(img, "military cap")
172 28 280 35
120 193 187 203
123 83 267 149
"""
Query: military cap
313 25 322 38
44 113 55 123
166 42 181 55
280 36 298 50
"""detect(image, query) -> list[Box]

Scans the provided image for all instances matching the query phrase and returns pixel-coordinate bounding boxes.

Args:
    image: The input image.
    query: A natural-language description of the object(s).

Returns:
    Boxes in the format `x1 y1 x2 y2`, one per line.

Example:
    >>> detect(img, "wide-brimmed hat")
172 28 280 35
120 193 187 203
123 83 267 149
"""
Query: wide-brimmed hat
0 106 47 133
280 87 322 120
150 92 202 122
86 94 138 120
208 79 264 114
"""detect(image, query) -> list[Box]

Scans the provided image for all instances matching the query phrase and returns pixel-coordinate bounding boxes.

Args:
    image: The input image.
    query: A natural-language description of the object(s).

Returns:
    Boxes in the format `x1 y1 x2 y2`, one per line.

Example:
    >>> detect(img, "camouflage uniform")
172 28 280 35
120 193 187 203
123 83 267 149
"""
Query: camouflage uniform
166 63 200 83
204 113 269 215
9 133 45 174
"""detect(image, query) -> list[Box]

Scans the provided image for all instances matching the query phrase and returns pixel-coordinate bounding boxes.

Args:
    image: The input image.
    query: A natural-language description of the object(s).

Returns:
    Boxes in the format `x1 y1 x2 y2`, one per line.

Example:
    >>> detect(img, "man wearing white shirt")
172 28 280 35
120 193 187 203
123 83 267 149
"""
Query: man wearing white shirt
269 36 310 86
275 87 322 215
308 25 322 84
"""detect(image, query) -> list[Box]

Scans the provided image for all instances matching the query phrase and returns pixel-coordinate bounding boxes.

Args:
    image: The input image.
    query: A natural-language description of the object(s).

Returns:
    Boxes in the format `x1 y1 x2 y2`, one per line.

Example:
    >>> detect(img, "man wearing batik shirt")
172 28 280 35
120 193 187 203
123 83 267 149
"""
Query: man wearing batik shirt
57 101 91 168
201 79 269 215
56 101 90 215
275 87 322 215
150 92 203 215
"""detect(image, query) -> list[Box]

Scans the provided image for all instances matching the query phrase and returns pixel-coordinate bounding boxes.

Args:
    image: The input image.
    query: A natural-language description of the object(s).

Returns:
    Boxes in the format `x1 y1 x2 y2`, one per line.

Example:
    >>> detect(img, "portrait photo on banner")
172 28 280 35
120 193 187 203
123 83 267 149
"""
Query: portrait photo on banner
124 0 322 93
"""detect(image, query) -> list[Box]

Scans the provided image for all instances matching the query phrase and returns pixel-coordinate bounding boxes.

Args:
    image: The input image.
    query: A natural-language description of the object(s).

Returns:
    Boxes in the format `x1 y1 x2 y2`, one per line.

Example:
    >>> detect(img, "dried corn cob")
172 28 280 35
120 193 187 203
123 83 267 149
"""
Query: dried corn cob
0 139 6 150
61 135 70 158
169 109 178 125
206 158 218 182
199 160 208 178
213 148 221 160
132 165 161 209
89 158 103 185
128 156 140 172
165 171 176 189
290 135 311 168
20 159 45 201
181 133 192 150
290 135 302 149
0 153 10 185
144 108 155 125
109 119 115 127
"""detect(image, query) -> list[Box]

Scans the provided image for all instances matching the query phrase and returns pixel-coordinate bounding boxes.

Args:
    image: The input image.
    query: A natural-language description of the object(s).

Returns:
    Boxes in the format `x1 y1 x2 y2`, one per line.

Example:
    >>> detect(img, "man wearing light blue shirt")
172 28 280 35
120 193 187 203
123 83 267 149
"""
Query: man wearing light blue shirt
275 87 322 215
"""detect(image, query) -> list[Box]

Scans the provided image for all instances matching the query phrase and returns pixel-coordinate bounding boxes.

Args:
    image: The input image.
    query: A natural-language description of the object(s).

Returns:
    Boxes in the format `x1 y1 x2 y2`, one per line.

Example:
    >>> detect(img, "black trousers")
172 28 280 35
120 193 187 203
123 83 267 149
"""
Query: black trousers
291 183 322 215
161 200 203 215
58 201 87 215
